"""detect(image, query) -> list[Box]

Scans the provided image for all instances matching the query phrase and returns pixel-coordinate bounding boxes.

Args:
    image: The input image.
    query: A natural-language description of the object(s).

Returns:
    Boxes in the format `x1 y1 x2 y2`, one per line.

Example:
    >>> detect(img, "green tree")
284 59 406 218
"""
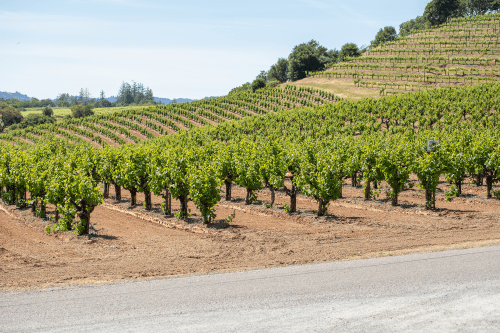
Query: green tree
459 0 500 16
228 82 252 95
18 114 55 129
338 43 361 62
71 104 94 118
0 103 23 127
251 78 267 92
42 106 54 117
424 0 461 26
371 26 398 48
256 70 268 82
399 16 429 36
288 40 334 81
268 58 288 83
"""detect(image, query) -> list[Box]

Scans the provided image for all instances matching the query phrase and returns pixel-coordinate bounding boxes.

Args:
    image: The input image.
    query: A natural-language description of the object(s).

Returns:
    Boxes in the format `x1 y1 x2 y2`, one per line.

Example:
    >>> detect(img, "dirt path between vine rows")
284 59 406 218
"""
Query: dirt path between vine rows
2 179 500 292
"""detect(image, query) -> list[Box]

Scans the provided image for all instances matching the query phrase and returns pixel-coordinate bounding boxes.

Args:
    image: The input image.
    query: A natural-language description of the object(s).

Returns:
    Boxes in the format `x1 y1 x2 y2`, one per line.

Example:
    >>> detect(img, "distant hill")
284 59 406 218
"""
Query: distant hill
0 91 33 101
0 91 215 105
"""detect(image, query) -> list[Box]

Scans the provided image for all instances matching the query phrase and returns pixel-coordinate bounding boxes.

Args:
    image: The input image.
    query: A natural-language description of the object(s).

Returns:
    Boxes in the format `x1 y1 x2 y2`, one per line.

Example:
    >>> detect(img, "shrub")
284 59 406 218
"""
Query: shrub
71 104 94 118
18 114 55 129
43 106 54 117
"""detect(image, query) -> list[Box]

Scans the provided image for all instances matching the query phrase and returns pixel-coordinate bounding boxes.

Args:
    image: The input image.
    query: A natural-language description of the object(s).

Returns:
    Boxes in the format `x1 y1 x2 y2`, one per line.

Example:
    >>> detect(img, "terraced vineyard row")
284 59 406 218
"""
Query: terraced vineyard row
0 85 339 148
308 13 500 93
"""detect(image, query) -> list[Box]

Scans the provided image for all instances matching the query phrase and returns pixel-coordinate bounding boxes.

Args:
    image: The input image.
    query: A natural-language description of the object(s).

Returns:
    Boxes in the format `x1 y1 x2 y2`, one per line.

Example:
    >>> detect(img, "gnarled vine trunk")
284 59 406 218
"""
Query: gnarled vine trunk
486 175 493 198
476 174 484 186
245 188 253 205
55 206 59 224
285 183 298 213
317 198 328 216
455 180 462 196
38 201 46 218
225 180 232 201
425 189 435 210
103 182 110 199
351 173 358 187
391 192 398 206
129 188 137 207
144 190 152 210
270 186 275 207
78 200 95 235
179 194 189 219
162 187 172 215
31 194 37 214
364 181 371 201
114 184 121 201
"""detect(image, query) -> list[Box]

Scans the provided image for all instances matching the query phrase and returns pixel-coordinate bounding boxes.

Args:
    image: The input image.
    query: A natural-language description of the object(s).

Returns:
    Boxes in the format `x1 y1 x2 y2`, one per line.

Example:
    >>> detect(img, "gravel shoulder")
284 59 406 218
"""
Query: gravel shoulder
1 179 500 291
1 246 499 332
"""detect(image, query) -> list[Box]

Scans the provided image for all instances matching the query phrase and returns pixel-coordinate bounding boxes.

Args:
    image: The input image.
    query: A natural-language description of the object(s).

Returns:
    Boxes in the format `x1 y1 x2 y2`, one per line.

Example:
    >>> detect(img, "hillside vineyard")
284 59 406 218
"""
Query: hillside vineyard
309 13 500 93
0 86 337 148
1 81 500 234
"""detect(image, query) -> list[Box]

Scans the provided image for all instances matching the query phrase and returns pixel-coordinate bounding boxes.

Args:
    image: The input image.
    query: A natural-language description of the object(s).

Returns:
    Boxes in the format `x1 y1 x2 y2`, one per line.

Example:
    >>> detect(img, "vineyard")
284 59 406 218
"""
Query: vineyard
1 81 500 235
0 86 337 148
304 13 500 97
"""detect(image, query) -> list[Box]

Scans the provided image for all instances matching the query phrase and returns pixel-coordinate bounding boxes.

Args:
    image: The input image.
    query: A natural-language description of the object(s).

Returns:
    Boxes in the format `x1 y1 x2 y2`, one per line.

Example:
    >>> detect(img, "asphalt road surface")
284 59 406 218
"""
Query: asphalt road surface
1 246 500 332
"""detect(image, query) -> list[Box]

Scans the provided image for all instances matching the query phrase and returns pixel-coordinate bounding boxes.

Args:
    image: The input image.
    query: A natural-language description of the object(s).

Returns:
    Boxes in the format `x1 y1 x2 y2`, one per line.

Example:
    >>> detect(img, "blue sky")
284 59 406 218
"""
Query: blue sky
0 0 430 100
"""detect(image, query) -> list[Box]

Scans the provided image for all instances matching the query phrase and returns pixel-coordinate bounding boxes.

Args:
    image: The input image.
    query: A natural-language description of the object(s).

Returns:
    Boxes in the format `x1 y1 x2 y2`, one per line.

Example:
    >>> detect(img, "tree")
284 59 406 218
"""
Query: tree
256 70 268 82
78 88 91 105
268 58 288 83
228 82 252 95
459 0 500 16
338 43 361 62
371 26 398 48
399 16 429 36
71 104 94 118
288 40 334 81
251 78 266 92
116 82 134 106
0 103 23 127
424 0 461 26
18 114 55 129
116 81 153 106
42 106 54 117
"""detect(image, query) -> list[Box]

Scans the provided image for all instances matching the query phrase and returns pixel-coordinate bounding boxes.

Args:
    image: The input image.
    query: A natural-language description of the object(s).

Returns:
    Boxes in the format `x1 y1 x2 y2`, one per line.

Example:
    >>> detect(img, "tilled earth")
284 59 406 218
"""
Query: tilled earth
1 179 500 292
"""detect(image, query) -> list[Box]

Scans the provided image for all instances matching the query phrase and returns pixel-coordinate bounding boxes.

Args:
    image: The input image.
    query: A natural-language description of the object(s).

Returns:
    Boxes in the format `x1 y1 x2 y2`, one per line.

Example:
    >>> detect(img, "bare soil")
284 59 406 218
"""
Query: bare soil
2 180 500 292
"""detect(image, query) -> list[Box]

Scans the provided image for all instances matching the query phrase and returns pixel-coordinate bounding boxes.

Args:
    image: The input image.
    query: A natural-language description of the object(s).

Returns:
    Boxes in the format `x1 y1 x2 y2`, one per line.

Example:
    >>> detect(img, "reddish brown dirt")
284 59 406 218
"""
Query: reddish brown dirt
2 179 500 292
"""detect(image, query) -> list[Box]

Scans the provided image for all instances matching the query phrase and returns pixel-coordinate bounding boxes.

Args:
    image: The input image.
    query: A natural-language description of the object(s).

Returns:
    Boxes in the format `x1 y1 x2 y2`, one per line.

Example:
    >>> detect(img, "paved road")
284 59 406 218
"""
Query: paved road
1 246 500 333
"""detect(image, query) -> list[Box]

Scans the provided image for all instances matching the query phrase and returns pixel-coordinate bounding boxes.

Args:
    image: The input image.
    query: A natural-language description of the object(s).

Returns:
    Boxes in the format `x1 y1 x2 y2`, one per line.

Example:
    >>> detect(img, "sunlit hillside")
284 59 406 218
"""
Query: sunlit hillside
290 13 500 99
